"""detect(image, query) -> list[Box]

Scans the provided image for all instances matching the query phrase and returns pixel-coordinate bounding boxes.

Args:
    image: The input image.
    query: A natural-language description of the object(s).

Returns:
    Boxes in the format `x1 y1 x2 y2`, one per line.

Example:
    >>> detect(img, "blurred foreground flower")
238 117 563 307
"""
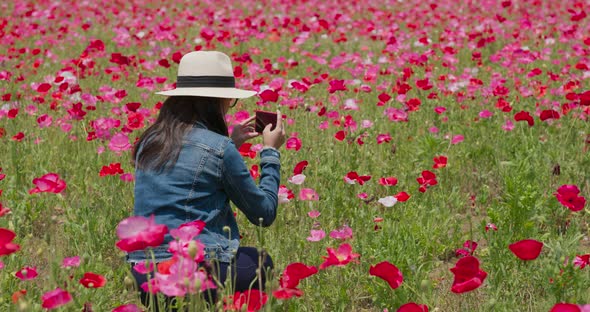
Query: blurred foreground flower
115 215 168 252
41 288 72 310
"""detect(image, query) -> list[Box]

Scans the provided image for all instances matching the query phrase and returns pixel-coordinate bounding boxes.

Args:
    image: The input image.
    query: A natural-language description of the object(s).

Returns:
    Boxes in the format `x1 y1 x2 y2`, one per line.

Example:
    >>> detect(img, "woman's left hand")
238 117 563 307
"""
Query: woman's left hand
231 115 260 147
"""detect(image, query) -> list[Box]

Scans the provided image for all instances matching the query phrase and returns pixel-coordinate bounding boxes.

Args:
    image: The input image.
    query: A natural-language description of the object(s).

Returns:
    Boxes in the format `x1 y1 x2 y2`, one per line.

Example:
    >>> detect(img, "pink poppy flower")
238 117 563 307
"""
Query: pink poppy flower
61 256 81 268
112 304 143 312
288 174 306 185
115 215 168 252
502 119 515 131
41 288 72 309
307 210 321 218
369 261 403 289
278 185 294 203
133 262 154 274
29 173 66 194
509 239 543 261
451 135 464 144
15 266 38 280
108 132 131 153
319 243 360 269
485 223 498 232
307 229 325 242
479 110 493 119
299 188 319 201
330 225 353 240
286 136 302 151
155 259 216 297
554 185 586 212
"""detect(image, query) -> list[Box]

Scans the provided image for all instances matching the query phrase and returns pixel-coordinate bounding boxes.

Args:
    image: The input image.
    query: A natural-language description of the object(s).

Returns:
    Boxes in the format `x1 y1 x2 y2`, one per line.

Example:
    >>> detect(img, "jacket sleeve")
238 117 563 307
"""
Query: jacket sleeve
221 143 281 227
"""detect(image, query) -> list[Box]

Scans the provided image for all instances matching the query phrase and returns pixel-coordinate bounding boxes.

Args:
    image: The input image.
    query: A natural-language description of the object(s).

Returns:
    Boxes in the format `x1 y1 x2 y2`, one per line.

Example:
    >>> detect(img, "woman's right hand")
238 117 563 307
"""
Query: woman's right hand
262 110 286 149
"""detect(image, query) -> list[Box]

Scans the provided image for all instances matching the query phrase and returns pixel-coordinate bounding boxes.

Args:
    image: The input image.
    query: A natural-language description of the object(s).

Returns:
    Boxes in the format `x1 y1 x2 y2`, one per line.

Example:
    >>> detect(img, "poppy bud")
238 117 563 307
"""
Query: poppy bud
18 301 29 311
188 240 198 259
124 276 135 288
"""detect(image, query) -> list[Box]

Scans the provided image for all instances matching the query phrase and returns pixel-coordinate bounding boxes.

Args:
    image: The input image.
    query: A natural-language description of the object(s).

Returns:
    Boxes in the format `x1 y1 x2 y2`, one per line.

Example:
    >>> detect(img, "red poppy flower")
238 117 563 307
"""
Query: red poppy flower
514 111 534 126
272 287 304 300
455 240 478 258
37 83 52 93
369 261 403 289
554 185 586 212
344 171 371 185
29 173 67 194
573 254 589 269
79 272 107 288
0 228 20 256
417 170 437 193
126 112 145 130
224 289 268 312
398 302 430 312
293 160 308 175
432 156 447 169
99 163 124 176
539 109 560 121
394 192 411 202
319 243 360 269
334 130 346 141
450 256 487 293
509 239 543 261
238 143 257 159
249 164 259 180
379 177 398 186
259 89 278 103
579 90 590 106
279 262 318 289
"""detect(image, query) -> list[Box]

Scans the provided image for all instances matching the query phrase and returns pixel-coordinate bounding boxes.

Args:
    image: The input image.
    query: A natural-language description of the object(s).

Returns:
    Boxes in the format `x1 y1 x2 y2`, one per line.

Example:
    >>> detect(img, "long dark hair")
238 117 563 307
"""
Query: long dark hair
132 96 228 171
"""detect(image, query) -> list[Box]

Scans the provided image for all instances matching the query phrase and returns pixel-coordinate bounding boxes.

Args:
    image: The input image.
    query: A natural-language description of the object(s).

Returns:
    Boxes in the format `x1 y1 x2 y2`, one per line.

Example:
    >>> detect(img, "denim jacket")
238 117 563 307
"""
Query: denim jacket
127 122 280 263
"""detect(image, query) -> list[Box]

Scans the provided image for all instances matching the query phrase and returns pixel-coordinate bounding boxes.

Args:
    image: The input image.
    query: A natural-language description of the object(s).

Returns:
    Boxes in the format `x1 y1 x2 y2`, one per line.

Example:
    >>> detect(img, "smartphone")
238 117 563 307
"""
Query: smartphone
255 110 277 133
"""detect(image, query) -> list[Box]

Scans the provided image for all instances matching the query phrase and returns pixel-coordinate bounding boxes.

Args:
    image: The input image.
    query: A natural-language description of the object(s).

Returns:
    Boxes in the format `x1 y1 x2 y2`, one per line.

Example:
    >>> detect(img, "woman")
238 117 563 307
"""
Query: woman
126 51 285 308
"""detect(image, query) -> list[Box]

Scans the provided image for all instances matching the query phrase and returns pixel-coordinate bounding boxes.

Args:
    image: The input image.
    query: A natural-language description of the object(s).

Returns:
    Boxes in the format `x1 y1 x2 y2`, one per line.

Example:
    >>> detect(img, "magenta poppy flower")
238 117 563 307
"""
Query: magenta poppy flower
328 79 347 93
573 254 589 269
41 288 72 310
369 261 403 289
259 89 279 103
554 185 586 212
112 304 143 312
29 173 66 194
509 239 543 261
397 302 429 312
550 303 582 312
15 266 38 280
450 256 487 293
115 215 168 252
379 177 398 186
0 228 20 256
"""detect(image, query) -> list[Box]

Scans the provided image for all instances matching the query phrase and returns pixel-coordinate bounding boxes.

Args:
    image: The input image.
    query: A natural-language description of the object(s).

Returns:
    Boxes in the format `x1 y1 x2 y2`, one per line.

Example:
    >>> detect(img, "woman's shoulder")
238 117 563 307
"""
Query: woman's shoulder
184 127 233 155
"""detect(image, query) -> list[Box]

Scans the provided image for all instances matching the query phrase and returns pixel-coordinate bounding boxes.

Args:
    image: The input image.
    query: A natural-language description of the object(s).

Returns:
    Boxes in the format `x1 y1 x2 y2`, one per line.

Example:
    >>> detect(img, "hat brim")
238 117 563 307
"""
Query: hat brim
155 87 257 99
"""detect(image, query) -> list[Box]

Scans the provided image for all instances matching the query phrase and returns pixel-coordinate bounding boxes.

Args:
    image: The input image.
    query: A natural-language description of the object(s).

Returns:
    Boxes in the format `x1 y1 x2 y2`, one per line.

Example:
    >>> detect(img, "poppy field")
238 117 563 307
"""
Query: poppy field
1 0 590 311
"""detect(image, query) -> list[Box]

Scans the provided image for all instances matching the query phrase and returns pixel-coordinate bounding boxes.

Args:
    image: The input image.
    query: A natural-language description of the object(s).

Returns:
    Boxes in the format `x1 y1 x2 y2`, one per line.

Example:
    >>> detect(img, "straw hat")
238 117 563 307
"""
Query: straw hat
156 51 257 99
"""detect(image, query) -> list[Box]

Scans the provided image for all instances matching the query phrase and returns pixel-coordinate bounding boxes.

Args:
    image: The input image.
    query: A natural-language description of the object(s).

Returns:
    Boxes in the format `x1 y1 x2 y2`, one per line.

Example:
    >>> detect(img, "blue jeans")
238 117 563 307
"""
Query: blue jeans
130 247 273 311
